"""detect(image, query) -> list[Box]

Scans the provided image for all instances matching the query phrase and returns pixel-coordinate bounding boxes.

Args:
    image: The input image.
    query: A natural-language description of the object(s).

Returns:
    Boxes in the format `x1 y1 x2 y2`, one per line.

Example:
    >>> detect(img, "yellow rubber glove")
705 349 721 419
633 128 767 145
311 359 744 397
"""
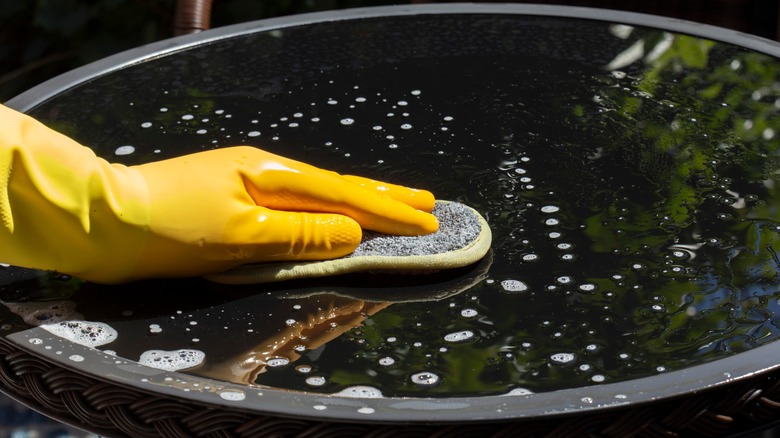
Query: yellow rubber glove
0 104 438 283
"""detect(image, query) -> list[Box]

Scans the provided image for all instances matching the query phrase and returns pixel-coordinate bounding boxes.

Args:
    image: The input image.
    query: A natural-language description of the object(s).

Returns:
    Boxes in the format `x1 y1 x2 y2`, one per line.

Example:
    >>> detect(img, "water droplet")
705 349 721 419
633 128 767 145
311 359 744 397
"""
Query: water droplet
306 376 327 386
501 279 528 292
444 330 474 343
115 145 135 156
219 391 245 401
401 123 412 130
247 131 260 137
461 308 478 318
267 357 290 367
505 387 534 396
379 357 395 366
336 386 383 398
340 118 355 125
411 372 440 386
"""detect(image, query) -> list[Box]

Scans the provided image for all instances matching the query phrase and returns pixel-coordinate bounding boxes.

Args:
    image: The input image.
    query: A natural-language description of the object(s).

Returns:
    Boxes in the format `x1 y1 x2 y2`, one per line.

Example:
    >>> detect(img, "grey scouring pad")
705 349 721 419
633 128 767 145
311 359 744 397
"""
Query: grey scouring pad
205 201 492 285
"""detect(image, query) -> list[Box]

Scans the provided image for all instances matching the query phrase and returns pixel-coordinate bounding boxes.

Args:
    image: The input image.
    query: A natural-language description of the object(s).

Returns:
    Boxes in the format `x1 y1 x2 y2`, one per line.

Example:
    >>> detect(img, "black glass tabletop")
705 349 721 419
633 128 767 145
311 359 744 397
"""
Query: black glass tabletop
5 3 780 425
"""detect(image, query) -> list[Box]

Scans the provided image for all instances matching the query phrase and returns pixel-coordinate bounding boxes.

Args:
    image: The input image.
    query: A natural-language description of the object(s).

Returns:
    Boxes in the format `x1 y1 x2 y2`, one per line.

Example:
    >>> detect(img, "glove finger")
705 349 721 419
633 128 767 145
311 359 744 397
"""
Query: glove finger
232 208 363 262
243 160 438 236
339 174 435 212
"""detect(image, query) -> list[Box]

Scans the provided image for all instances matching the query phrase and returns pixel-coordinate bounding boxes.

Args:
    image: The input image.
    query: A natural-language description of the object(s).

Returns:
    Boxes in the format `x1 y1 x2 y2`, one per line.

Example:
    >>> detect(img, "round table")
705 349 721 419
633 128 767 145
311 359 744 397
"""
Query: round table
6 4 780 437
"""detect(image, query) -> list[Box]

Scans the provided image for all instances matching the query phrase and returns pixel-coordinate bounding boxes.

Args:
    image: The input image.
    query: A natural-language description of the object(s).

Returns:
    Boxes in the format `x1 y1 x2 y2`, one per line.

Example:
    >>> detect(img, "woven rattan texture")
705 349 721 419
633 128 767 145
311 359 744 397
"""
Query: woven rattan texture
1 336 780 437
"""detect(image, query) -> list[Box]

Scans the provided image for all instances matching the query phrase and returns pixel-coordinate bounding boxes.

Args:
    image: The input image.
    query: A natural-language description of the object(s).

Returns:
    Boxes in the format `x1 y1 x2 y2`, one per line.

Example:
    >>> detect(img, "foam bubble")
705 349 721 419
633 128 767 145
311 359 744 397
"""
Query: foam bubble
335 386 383 398
306 376 327 386
340 118 355 125
550 353 576 364
444 330 474 343
504 387 534 396
266 357 290 368
219 390 246 401
41 320 117 347
501 279 528 292
411 372 440 386
461 309 478 318
139 349 205 371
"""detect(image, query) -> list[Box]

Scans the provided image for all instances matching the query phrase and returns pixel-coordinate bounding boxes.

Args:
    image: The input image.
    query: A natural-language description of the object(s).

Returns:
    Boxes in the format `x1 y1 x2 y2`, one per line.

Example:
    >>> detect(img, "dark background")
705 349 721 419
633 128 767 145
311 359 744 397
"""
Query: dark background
1 0 779 102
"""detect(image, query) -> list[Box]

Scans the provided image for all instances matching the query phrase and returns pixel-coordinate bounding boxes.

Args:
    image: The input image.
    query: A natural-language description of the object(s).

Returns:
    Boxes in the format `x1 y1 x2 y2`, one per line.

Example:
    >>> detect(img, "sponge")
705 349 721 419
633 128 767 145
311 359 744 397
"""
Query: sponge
206 201 491 285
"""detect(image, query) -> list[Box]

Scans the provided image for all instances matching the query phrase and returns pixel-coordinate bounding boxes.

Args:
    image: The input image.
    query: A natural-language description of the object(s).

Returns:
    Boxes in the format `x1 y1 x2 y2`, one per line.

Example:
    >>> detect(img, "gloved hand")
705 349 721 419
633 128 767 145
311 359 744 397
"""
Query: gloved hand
0 104 438 283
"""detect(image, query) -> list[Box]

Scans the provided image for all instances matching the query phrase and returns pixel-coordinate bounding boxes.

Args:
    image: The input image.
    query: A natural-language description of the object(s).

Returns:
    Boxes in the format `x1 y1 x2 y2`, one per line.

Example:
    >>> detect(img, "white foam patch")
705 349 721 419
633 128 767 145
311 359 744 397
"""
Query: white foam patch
335 386 383 398
504 387 535 396
139 349 205 371
2 300 83 326
41 320 117 347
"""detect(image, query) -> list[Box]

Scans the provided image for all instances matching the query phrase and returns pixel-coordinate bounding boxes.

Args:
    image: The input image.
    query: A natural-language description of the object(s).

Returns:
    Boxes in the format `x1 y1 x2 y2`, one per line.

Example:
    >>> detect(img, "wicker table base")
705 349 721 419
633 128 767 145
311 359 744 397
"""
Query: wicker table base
2 335 780 437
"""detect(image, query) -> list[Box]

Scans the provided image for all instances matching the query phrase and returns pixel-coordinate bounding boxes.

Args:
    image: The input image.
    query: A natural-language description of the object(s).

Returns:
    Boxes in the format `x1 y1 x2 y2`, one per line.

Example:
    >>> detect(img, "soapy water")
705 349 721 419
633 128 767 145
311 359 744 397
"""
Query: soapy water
139 349 205 371
41 320 117 348
2 300 83 326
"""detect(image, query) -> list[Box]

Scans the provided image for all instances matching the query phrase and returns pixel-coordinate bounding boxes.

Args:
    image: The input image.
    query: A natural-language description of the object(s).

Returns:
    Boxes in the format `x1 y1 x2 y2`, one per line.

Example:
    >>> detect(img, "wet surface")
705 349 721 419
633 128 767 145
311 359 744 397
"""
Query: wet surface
5 11 780 402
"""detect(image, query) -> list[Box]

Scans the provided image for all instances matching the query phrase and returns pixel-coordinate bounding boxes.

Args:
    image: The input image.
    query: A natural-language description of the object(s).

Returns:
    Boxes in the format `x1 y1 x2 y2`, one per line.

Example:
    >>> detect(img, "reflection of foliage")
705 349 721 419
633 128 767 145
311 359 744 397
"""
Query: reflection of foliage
578 30 780 371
